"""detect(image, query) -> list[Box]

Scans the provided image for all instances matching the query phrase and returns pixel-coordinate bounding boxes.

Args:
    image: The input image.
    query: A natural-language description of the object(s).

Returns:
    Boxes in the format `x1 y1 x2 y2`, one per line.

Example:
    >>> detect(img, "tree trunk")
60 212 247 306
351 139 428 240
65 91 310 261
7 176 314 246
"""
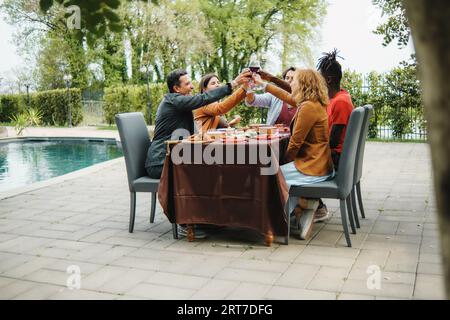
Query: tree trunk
401 0 450 298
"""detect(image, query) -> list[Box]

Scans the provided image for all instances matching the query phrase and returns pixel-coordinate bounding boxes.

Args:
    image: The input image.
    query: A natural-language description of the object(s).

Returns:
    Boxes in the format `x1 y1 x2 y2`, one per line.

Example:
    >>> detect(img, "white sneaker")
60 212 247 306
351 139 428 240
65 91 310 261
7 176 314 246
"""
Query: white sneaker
177 225 207 239
314 203 330 223
299 200 319 240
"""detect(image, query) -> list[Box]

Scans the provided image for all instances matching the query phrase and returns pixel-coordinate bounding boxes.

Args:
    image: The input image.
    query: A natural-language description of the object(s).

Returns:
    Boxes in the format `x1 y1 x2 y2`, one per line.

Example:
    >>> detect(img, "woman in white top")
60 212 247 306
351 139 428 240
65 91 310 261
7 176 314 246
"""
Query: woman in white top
245 67 296 125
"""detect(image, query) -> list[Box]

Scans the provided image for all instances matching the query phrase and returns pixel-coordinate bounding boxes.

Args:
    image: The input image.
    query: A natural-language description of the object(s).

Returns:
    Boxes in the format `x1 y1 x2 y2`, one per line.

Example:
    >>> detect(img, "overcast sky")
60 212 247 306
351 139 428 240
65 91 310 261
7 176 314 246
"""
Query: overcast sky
0 0 415 82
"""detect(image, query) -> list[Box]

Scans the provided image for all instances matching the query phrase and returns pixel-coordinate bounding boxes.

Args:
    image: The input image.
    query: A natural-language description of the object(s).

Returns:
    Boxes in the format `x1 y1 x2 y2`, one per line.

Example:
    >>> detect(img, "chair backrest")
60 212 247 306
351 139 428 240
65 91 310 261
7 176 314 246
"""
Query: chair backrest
354 105 373 184
336 107 365 198
115 112 150 192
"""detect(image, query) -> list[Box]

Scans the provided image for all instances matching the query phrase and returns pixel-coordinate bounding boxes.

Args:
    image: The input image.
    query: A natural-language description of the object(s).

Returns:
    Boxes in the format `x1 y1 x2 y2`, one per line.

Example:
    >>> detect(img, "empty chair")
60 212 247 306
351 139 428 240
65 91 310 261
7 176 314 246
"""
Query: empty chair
286 107 365 247
350 105 374 228
115 112 160 233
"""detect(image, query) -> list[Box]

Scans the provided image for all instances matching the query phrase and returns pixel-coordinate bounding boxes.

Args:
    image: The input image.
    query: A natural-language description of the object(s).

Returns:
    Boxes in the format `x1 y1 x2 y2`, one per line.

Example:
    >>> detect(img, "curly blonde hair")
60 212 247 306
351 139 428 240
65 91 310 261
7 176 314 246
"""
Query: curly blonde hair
290 69 329 107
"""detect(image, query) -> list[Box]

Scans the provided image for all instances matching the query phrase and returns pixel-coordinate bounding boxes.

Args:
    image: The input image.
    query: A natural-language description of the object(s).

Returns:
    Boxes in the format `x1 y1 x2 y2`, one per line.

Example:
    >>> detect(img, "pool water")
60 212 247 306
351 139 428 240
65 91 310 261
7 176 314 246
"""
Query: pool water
0 139 123 193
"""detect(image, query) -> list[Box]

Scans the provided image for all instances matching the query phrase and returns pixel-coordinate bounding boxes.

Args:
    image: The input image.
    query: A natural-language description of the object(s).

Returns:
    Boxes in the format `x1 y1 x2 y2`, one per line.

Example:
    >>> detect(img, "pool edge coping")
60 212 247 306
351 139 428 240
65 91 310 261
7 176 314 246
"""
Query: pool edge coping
0 137 125 200
0 157 124 200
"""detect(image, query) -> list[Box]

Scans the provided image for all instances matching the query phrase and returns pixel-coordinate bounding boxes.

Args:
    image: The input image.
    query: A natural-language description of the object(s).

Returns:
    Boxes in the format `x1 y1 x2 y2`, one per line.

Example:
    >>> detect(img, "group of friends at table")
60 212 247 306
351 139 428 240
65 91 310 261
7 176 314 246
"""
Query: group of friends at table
145 49 355 240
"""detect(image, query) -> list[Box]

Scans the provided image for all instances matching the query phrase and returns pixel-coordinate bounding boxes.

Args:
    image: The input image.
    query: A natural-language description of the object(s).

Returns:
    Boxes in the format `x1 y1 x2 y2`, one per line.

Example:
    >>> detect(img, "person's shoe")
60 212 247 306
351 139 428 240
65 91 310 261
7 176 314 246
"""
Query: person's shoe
290 214 300 231
177 225 207 239
299 198 320 210
314 203 330 223
299 200 319 240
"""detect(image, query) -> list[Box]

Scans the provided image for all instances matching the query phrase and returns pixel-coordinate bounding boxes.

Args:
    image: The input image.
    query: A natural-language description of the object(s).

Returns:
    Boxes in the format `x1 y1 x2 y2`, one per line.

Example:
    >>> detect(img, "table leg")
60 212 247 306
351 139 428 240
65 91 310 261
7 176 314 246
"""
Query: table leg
187 225 195 242
265 231 274 247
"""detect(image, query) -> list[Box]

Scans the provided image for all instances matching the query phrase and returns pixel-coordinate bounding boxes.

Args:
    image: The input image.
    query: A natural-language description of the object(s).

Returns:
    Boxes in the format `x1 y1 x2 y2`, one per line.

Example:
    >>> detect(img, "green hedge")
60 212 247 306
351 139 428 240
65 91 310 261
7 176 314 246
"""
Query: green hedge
30 88 83 126
0 94 26 122
0 88 82 126
103 84 164 125
342 62 424 139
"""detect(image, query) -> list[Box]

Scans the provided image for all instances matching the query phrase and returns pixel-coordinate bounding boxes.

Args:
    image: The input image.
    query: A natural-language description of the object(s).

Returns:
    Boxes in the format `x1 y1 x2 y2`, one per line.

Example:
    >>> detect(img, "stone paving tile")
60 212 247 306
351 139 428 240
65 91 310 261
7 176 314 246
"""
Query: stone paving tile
79 266 131 291
145 272 210 290
347 267 416 285
0 142 444 300
294 253 356 268
337 293 375 300
189 279 240 300
307 266 349 292
164 256 233 278
24 268 69 287
110 256 171 272
215 268 281 285
225 282 272 300
267 245 305 262
49 288 121 300
228 259 290 274
341 279 413 299
274 264 319 289
0 253 34 274
264 286 337 300
0 276 15 288
2 256 58 279
417 262 444 275
126 283 195 300
0 236 53 254
0 280 38 299
413 274 446 300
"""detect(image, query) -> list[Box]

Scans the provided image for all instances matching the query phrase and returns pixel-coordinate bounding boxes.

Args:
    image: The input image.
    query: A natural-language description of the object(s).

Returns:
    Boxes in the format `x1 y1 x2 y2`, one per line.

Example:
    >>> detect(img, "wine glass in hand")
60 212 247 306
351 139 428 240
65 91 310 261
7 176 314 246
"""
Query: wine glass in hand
248 54 263 90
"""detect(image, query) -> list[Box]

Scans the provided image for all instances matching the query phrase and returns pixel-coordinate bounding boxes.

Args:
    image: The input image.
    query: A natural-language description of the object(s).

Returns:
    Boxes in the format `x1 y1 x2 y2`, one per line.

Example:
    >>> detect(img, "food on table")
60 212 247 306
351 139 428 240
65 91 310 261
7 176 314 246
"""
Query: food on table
249 123 268 129
206 130 226 140
258 126 279 135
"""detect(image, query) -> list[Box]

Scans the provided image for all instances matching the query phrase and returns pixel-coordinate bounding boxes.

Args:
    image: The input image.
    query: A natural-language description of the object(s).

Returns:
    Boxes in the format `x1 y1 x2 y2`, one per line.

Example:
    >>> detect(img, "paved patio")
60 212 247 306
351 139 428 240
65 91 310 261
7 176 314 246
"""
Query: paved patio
0 140 445 300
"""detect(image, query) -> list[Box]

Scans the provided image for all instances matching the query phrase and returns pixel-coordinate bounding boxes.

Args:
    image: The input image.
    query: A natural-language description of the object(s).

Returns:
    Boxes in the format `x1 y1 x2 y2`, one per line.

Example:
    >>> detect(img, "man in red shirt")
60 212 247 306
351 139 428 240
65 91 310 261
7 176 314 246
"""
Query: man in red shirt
315 49 354 222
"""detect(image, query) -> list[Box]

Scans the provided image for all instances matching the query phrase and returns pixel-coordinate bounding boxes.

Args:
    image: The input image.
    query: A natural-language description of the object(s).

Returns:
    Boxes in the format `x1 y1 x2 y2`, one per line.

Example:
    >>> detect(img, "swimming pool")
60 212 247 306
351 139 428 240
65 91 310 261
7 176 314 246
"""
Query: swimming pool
0 137 123 193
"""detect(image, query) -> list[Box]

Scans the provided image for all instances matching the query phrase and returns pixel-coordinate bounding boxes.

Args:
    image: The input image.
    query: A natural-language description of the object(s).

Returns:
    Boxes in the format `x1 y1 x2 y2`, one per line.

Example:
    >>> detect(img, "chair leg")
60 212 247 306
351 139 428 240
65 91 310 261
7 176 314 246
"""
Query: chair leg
346 196 356 234
284 200 290 245
129 192 136 233
356 181 366 219
340 199 352 247
350 189 360 229
172 223 178 239
150 192 157 223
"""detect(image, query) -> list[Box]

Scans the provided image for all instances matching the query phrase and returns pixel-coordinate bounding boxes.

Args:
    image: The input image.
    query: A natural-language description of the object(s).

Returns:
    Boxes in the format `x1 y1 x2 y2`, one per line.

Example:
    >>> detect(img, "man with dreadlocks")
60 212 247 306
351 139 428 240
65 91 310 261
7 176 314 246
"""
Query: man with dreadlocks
315 49 355 222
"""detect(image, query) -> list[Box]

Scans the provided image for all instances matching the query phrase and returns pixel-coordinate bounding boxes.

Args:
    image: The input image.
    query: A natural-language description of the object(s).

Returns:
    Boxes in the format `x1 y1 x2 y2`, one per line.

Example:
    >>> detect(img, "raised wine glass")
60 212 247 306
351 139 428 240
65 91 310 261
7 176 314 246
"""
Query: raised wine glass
248 53 263 91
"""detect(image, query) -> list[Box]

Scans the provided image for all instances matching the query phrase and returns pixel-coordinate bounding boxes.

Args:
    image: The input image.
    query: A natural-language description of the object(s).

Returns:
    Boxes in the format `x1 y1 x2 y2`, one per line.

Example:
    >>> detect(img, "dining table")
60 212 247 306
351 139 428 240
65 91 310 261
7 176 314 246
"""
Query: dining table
157 127 291 246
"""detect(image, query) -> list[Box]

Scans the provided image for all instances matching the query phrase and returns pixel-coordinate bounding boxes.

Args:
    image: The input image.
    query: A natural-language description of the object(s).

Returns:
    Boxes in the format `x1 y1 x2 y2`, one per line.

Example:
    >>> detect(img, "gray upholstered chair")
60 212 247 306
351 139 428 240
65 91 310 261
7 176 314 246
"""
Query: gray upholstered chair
286 107 365 247
350 105 374 228
115 112 159 233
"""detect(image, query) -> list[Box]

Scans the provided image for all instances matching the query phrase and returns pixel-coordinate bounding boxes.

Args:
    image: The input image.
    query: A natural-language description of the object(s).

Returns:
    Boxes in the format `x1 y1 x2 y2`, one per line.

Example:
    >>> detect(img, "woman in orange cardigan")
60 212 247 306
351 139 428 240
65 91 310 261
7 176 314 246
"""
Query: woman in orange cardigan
253 69 335 240
194 73 250 133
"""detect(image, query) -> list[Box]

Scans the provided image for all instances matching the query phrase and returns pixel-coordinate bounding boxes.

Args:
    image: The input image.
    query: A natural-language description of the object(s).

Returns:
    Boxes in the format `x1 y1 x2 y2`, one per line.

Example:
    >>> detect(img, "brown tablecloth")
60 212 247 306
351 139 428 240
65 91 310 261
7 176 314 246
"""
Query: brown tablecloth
158 138 289 237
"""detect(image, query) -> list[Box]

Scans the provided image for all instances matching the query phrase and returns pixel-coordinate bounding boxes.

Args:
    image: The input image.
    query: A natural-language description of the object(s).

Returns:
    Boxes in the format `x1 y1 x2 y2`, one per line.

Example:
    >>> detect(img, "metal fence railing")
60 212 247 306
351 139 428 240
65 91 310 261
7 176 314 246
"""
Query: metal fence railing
351 76 427 141
80 84 428 142
81 100 106 126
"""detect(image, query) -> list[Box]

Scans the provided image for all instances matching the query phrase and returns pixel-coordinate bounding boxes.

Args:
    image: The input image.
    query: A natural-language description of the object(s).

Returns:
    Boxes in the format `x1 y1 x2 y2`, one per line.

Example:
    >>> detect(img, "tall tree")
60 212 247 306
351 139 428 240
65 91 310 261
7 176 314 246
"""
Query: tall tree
1 0 89 89
401 0 450 298
372 0 410 48
198 0 326 81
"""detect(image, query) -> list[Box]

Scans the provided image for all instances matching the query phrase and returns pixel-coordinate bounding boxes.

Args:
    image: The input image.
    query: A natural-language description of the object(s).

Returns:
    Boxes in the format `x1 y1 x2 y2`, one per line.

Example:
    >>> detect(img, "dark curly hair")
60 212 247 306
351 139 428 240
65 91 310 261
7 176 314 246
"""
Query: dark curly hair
317 49 344 89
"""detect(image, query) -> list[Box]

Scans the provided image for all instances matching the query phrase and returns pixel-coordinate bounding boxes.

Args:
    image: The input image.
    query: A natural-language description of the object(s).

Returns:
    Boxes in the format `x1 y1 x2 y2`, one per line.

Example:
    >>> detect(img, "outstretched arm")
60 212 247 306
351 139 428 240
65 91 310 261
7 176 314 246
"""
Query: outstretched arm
199 88 246 116
259 70 292 93
173 69 252 112
265 84 297 107
172 85 232 112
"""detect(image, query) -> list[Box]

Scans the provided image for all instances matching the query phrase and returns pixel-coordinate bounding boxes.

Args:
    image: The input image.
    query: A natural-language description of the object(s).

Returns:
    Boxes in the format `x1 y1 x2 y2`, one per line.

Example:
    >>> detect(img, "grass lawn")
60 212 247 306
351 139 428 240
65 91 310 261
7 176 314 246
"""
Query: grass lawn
97 125 118 131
